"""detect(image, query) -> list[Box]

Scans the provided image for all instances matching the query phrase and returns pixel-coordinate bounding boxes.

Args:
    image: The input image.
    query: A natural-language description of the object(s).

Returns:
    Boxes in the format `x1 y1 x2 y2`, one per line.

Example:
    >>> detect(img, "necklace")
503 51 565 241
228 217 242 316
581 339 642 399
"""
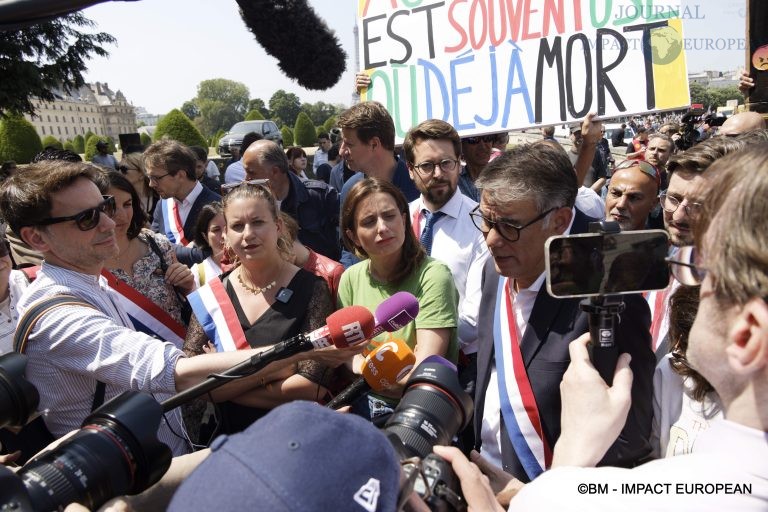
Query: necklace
237 268 277 295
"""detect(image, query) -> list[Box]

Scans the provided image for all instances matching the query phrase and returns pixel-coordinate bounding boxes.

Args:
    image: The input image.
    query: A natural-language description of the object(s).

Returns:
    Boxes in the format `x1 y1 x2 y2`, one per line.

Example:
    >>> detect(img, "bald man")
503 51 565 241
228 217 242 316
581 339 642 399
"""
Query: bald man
605 159 660 231
717 111 766 136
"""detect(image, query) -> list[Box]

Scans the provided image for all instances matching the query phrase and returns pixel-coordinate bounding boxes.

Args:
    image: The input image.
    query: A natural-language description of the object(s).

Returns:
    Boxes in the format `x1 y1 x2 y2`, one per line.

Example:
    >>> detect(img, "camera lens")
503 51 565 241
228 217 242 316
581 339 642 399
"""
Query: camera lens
384 359 472 459
0 353 40 429
18 392 172 511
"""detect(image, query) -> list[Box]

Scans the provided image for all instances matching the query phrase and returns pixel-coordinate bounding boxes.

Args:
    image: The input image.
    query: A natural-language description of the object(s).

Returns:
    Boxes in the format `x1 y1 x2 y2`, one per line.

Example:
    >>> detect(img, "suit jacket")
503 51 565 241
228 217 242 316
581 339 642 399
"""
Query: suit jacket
151 185 220 267
473 209 655 482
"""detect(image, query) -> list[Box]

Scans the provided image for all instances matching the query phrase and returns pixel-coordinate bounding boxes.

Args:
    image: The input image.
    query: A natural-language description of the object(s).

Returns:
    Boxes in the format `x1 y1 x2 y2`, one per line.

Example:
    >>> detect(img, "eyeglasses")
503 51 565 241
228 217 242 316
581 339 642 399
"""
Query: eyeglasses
665 245 706 285
463 135 496 145
615 159 659 180
38 195 116 231
469 205 556 242
118 165 139 175
658 193 702 217
221 178 271 194
147 172 171 184
411 158 459 176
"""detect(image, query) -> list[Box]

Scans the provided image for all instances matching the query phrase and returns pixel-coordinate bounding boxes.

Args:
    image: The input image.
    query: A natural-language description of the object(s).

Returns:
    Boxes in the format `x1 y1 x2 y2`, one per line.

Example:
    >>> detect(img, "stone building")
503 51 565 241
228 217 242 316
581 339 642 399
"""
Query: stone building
23 81 136 142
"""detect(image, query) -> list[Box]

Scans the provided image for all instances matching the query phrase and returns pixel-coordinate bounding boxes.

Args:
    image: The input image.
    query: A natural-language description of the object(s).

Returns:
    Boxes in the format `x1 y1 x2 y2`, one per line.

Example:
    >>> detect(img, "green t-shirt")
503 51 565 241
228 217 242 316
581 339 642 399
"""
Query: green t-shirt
337 256 459 363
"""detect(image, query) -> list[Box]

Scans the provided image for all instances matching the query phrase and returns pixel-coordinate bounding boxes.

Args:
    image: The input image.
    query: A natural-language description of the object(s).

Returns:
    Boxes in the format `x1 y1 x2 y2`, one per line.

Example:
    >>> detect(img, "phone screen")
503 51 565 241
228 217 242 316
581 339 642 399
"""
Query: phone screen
545 230 670 298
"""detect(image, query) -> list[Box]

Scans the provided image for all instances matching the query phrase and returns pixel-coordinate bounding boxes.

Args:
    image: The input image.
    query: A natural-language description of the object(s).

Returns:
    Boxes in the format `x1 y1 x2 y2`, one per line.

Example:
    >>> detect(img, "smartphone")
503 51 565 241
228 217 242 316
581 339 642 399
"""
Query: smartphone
545 230 670 298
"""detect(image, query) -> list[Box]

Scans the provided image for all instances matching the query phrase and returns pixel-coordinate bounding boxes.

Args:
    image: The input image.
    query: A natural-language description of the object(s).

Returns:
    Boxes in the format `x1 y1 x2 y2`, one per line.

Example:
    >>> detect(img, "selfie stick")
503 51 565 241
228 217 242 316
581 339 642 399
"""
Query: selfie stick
581 221 626 385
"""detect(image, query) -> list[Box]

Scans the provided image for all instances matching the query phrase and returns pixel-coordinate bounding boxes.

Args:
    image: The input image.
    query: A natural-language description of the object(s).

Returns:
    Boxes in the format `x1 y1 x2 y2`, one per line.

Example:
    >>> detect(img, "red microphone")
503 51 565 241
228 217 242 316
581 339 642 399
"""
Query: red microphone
326 338 415 410
307 305 375 349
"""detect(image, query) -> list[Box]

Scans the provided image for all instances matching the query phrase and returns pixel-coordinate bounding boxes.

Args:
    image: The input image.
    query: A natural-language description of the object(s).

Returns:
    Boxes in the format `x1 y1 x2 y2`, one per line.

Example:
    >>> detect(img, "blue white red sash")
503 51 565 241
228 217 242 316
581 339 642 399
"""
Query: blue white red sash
162 199 189 246
186 276 249 352
102 270 186 348
493 277 552 480
193 257 223 288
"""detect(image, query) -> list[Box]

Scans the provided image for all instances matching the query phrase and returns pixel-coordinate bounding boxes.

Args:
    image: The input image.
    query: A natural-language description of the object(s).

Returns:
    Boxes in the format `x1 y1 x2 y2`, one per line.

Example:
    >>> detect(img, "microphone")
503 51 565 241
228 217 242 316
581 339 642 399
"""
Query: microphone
162 306 374 412
235 0 347 90
326 338 415 410
372 292 420 338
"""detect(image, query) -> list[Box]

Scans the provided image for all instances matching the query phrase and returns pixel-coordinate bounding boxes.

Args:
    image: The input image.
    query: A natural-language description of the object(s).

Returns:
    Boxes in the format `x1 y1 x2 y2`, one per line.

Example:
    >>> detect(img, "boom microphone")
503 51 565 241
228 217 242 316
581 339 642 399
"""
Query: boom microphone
326 338 416 410
162 306 374 412
236 0 347 90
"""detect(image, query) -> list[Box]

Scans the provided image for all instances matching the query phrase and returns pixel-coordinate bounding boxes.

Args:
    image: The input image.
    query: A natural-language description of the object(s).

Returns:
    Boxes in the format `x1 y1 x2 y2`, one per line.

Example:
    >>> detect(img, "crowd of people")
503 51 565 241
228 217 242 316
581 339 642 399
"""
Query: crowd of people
0 74 766 510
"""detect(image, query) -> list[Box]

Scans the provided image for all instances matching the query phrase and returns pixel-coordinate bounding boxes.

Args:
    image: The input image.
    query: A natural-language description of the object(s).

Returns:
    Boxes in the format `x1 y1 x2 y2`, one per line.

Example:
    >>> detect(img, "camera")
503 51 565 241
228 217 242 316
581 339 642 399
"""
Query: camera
0 353 172 512
383 357 473 511
678 109 728 150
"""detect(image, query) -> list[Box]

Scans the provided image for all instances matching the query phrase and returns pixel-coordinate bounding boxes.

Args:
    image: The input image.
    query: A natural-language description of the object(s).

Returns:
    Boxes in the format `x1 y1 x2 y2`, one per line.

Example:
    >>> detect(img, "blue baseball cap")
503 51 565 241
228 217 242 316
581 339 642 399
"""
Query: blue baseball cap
168 401 401 512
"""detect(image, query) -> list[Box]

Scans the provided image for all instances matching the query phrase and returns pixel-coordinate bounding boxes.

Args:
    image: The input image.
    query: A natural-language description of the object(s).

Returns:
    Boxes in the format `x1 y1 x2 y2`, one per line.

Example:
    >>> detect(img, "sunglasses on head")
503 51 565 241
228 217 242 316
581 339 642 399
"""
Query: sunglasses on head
463 135 496 144
614 159 660 186
38 195 116 231
220 178 271 194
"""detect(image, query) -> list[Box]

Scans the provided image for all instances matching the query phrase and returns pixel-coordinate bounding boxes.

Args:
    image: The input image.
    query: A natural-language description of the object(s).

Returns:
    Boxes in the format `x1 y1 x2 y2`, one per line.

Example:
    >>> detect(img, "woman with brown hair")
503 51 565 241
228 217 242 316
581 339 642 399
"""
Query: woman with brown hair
184 181 351 435
338 177 458 420
285 146 309 180
118 151 156 216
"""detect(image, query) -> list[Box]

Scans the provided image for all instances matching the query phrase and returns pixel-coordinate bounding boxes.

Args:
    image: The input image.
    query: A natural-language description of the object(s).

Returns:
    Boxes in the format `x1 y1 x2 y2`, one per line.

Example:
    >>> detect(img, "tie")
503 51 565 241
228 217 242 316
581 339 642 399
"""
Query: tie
419 209 445 255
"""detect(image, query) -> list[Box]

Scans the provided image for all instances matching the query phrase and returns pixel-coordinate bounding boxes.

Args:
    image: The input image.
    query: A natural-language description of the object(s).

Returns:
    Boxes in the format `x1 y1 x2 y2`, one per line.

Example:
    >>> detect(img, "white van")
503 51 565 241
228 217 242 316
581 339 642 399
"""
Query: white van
604 123 636 147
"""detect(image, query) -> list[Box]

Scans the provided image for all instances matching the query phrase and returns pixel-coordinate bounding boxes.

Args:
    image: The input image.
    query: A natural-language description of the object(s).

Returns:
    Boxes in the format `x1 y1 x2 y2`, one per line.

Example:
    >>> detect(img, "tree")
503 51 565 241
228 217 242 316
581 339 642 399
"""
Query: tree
293 112 316 147
269 90 302 128
63 141 75 152
194 79 250 136
248 98 270 118
0 115 42 163
245 109 265 120
708 86 742 109
84 134 101 161
72 134 85 154
181 100 200 120
302 101 341 126
153 109 207 147
140 132 152 146
41 135 63 149
0 13 115 117
322 116 337 134
281 126 294 147
84 130 95 142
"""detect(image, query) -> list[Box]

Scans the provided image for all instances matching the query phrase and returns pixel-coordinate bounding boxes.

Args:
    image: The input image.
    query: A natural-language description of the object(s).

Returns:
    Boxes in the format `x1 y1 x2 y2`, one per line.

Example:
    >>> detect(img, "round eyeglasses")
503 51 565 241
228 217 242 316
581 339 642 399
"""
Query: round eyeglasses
665 245 706 286
659 193 702 217
411 159 459 176
469 205 556 242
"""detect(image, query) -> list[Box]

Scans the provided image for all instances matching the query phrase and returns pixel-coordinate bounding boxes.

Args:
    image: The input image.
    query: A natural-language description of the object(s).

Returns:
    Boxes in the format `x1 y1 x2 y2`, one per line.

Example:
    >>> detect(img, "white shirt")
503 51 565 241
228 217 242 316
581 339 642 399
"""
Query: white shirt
313 148 329 172
576 186 605 219
224 160 245 184
512 420 768 511
409 190 489 354
646 278 681 352
480 272 546 468
176 181 203 226
0 269 30 355
205 160 220 179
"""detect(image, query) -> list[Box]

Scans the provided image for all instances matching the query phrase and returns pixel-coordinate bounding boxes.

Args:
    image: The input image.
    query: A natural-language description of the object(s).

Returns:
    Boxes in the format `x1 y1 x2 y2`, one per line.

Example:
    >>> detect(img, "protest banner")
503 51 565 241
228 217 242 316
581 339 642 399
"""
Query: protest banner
357 0 691 140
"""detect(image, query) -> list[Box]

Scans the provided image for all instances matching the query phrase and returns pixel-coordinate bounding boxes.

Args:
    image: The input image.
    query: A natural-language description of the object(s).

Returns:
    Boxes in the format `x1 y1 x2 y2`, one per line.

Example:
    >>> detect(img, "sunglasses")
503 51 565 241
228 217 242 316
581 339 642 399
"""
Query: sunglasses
665 245 706 286
38 195 116 231
118 165 139 174
221 178 271 194
463 135 496 145
614 159 660 187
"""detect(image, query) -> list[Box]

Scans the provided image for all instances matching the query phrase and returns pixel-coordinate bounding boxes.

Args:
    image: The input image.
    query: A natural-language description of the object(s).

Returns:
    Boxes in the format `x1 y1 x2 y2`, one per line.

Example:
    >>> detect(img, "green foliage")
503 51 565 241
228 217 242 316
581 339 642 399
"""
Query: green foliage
84 134 100 160
303 101 341 126
153 109 207 147
316 126 325 138
0 13 115 117
140 132 151 146
248 98 270 118
72 134 85 154
84 130 95 142
210 128 226 149
322 116 337 134
269 90 302 128
293 112 316 147
281 126 294 147
689 82 743 110
41 135 63 149
63 141 75 151
194 79 250 136
0 115 42 164
245 109 265 121
181 100 200 120
106 136 117 153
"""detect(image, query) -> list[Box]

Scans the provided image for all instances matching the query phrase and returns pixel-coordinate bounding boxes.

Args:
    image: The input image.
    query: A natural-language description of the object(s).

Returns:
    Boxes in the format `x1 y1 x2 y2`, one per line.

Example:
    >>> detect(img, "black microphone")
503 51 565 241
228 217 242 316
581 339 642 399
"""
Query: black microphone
235 0 347 90
162 306 374 412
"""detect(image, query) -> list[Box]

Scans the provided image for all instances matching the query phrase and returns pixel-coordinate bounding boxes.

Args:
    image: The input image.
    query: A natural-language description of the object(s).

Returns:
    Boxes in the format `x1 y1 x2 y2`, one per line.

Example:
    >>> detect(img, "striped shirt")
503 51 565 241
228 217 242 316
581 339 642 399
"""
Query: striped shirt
17 262 190 456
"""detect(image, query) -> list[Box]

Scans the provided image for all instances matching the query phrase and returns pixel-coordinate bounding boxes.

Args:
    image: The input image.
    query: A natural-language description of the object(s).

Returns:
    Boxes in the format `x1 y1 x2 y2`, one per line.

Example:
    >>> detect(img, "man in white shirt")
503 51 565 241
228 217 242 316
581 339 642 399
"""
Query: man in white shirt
312 132 332 175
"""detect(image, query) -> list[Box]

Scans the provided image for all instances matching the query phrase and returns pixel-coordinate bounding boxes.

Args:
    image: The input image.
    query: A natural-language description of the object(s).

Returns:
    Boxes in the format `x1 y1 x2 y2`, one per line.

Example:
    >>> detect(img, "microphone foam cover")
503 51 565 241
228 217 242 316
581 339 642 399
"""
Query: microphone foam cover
236 0 347 90
327 305 375 348
361 339 416 391
374 292 420 333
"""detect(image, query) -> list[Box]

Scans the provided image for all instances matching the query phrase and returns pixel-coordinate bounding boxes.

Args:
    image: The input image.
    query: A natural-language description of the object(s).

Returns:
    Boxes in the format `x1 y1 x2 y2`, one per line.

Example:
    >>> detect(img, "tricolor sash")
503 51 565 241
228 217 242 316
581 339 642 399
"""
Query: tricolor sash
162 199 189 246
493 277 552 480
102 270 186 348
186 276 248 352
193 257 223 288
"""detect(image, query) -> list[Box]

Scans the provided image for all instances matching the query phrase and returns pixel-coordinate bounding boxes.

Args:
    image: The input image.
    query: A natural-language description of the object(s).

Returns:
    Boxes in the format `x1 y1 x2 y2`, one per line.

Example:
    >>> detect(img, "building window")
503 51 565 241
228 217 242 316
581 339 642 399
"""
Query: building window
57 126 61 135
55 115 58 122
47 115 50 122
71 117 75 123
41 126 46 135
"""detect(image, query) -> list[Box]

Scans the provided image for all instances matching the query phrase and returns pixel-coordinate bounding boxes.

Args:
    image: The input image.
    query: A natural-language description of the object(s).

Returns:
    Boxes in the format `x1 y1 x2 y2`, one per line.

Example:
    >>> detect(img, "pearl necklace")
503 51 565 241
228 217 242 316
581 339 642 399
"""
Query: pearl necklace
237 268 277 295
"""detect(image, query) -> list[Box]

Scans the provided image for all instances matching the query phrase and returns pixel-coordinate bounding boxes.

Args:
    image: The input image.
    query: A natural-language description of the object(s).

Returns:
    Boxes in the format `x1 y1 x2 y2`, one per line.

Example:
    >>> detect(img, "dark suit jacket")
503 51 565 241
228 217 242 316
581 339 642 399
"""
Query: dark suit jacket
473 209 655 482
151 185 220 266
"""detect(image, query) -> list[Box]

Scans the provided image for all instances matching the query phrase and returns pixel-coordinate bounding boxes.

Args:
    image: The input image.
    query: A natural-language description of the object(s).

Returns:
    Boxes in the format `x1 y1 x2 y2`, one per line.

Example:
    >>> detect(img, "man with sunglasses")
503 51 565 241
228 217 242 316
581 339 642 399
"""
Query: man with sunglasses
1 161 355 457
470 143 654 495
458 133 496 202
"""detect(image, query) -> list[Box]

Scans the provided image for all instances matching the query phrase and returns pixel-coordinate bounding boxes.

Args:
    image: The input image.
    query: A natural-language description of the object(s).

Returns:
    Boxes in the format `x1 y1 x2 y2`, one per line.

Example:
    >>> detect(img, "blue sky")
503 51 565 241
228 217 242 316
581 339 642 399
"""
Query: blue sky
81 0 747 116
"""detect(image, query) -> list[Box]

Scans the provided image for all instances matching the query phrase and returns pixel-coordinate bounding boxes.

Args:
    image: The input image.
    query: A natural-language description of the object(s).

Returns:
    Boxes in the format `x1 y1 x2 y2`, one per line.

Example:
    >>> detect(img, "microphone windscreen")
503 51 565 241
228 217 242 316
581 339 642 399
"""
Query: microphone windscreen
361 339 416 391
235 0 347 90
420 355 457 373
327 305 375 348
374 292 420 333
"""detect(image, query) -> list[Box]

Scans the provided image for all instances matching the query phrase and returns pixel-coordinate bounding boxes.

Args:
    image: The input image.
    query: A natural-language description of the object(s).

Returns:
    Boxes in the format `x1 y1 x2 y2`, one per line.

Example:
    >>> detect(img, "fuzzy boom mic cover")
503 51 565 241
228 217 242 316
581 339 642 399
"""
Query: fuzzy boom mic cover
236 0 347 90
